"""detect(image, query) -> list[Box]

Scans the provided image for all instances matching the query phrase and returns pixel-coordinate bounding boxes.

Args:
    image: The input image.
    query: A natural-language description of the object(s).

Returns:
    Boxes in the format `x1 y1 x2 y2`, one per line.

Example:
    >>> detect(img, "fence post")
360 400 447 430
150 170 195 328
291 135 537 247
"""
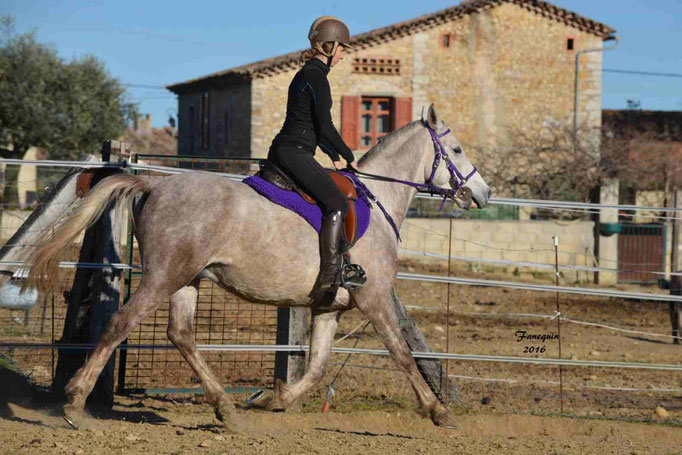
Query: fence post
596 178 619 285
670 189 681 343
274 307 307 385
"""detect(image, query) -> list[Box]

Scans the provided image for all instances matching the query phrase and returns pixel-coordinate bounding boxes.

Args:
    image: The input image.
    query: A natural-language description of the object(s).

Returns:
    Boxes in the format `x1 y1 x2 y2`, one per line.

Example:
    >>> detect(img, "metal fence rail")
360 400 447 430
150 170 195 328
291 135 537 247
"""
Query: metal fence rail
1 157 680 421
3 342 680 371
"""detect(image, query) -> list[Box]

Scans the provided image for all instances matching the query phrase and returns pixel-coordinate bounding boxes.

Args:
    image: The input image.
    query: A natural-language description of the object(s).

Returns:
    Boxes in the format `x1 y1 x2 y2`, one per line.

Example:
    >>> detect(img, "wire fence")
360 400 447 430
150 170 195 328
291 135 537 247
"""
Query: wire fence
0 157 680 422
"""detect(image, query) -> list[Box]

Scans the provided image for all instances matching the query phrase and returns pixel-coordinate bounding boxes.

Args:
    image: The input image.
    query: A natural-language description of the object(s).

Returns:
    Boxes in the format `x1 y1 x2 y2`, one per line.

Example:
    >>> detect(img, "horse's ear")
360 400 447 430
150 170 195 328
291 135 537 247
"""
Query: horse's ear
422 104 441 130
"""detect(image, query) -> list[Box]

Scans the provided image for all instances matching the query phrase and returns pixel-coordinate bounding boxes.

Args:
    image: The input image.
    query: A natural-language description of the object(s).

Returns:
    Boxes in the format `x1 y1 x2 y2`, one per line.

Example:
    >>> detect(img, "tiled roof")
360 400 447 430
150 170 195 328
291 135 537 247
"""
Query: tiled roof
167 0 615 92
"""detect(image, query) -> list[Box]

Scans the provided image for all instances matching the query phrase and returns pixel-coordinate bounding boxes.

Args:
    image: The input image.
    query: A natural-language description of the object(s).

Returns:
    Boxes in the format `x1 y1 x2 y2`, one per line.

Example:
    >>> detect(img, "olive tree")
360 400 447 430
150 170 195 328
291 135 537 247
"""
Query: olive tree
0 16 137 159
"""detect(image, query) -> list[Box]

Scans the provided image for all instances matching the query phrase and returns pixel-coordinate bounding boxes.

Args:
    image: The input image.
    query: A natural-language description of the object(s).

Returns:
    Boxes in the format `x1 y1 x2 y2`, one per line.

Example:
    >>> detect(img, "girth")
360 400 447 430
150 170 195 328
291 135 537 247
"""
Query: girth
257 159 360 248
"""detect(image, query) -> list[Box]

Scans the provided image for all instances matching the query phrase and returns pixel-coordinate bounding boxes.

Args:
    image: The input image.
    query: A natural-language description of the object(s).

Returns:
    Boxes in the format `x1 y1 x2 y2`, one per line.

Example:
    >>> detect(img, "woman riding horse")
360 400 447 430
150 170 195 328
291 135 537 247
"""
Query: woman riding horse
267 16 363 310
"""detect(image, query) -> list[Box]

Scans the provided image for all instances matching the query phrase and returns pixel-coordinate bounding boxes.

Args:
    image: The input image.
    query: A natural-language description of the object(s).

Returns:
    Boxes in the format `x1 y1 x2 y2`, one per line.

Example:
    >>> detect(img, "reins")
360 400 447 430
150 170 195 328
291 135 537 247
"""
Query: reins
342 125 479 233
349 125 477 199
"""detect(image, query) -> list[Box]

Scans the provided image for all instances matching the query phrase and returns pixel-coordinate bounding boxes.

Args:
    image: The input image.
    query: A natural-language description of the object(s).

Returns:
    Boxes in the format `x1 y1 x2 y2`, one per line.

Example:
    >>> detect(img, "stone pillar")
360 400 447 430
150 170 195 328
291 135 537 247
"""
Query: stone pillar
596 178 619 285
17 147 45 208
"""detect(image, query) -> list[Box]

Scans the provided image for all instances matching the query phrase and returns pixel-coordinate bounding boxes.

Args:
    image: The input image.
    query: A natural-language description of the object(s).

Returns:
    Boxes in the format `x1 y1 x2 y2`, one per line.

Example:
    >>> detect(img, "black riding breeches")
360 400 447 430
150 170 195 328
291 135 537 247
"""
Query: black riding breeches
268 145 348 218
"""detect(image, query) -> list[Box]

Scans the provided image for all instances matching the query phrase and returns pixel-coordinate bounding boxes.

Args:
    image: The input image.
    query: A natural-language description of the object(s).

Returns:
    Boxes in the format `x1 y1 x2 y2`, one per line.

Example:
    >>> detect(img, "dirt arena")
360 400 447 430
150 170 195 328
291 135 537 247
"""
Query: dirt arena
1 395 682 455
1 260 681 454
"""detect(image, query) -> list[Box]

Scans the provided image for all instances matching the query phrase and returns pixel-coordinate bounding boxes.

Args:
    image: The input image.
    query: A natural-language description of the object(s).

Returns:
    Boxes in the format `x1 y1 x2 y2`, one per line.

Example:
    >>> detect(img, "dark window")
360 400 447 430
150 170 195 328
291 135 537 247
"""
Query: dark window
188 105 195 152
359 97 393 149
442 34 451 48
566 38 574 51
200 91 210 150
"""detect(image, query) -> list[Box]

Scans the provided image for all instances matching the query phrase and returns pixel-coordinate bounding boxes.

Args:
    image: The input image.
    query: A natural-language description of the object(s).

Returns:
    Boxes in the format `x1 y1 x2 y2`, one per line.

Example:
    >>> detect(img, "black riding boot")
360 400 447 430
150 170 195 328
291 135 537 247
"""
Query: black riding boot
309 210 344 310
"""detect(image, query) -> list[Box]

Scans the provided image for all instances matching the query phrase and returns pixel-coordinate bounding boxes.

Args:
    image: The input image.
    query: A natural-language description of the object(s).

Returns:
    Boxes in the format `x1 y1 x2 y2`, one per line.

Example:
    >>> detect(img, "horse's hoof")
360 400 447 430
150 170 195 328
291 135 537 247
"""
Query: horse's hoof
244 387 287 411
432 409 457 430
63 405 83 430
245 389 275 409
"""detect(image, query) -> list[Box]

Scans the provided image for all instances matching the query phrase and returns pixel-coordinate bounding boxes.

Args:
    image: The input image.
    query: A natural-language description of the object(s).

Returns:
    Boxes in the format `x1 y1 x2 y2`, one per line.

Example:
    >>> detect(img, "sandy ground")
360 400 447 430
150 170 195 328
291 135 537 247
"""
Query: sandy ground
1 395 682 455
2 259 682 454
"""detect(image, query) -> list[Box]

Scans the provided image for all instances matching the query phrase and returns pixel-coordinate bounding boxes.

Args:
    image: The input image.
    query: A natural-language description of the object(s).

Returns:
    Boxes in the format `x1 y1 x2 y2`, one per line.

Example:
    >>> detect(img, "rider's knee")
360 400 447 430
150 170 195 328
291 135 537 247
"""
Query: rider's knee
328 195 348 218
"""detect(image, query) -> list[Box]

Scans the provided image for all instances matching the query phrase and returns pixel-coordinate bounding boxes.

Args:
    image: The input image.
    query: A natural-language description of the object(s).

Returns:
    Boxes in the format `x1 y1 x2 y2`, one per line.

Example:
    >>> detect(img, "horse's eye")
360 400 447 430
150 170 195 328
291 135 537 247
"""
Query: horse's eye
454 146 462 154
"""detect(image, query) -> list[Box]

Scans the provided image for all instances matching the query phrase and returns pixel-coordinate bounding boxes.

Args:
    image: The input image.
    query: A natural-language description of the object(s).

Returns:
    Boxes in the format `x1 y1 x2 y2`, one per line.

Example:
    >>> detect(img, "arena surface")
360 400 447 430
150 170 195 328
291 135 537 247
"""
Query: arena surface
1 261 681 454
1 395 682 455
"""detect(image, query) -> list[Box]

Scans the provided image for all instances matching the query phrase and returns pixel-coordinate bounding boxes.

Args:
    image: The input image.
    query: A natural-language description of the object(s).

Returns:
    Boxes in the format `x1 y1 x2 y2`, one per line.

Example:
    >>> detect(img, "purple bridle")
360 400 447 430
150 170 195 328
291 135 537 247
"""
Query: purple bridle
426 127 478 194
343 124 479 241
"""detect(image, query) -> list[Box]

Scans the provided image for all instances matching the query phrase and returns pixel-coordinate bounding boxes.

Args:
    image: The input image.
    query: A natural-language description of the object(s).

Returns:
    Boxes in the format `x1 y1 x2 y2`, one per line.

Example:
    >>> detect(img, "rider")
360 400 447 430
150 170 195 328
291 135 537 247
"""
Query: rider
267 16 361 310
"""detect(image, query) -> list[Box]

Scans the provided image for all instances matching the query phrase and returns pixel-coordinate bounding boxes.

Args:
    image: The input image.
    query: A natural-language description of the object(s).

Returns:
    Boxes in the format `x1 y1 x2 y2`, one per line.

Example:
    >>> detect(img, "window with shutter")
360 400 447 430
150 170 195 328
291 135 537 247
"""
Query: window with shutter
359 97 391 149
341 96 412 150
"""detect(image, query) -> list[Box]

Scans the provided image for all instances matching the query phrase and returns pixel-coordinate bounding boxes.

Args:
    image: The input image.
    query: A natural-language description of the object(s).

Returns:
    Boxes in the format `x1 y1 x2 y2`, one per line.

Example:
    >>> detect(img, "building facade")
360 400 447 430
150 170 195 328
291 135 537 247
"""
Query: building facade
167 0 614 167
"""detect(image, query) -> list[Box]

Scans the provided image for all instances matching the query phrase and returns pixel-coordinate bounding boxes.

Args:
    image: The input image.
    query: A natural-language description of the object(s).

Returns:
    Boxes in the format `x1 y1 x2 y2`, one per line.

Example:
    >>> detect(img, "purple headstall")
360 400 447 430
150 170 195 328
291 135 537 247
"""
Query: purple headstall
426 127 478 192
348 124 480 241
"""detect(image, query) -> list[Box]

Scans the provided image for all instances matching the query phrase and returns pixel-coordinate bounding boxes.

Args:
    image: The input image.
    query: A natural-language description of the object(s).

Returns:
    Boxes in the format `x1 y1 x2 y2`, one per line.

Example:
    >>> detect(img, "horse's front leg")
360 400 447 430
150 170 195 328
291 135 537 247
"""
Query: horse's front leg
248 310 342 411
355 283 455 428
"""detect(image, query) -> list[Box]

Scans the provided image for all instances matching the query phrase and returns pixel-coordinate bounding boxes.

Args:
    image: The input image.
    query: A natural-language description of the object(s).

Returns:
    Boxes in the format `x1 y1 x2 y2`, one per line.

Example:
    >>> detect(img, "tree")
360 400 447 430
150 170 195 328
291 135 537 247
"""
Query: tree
0 16 137 159
475 122 620 204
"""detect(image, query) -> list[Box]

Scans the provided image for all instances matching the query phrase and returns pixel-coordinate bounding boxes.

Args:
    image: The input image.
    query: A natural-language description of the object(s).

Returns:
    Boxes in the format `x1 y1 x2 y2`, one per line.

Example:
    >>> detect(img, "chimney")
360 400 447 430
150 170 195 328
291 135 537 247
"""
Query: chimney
135 114 152 136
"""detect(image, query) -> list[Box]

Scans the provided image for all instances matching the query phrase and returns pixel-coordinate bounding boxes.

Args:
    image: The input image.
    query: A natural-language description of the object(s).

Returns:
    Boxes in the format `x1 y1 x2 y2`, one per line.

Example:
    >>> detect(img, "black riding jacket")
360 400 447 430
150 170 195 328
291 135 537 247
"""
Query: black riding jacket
271 58 355 163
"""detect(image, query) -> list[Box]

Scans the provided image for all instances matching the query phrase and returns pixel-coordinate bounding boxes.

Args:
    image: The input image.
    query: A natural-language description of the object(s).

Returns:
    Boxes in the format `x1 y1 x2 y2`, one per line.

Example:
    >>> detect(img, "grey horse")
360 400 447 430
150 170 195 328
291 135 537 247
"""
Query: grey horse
25 104 491 430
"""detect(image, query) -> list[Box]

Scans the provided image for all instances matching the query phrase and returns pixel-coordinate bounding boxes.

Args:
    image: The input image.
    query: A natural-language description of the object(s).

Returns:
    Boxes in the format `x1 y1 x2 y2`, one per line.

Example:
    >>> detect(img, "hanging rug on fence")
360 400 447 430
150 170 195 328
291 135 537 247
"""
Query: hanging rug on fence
242 171 372 238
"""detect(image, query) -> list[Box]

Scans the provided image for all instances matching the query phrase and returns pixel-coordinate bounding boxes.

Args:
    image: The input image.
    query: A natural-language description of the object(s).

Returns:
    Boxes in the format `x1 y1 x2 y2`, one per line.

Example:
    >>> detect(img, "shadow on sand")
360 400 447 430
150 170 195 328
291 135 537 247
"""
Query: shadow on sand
0 362 169 427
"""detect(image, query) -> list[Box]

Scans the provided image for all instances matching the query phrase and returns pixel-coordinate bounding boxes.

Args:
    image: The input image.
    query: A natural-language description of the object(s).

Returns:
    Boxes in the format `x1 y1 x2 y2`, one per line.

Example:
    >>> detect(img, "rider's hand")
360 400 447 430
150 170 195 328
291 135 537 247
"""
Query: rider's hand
347 161 360 173
333 160 344 170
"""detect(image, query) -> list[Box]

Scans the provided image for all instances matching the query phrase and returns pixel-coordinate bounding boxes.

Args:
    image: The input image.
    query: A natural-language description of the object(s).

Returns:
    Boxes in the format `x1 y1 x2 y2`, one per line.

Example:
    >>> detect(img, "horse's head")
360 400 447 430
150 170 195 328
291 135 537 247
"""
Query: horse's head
421 104 491 209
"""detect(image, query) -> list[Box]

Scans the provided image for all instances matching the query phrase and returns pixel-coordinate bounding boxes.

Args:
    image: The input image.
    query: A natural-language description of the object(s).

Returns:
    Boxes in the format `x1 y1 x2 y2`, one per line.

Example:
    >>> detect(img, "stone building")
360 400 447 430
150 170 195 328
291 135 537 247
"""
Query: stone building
167 0 614 167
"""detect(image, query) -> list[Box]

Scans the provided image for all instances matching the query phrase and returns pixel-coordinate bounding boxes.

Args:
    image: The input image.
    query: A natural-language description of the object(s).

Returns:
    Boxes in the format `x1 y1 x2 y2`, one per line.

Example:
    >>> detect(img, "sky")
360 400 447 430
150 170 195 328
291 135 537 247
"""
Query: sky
3 0 682 128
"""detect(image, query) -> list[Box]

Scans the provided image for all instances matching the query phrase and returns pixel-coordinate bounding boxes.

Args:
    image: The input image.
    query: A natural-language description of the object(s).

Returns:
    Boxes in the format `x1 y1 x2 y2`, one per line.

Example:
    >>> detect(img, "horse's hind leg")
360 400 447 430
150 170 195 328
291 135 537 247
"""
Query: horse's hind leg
167 284 239 430
63 282 164 428
356 286 454 428
249 310 342 411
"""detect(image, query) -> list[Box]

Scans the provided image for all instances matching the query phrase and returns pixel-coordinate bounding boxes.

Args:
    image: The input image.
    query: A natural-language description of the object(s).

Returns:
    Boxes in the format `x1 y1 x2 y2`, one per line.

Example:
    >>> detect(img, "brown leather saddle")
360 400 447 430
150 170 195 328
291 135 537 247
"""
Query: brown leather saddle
257 160 360 248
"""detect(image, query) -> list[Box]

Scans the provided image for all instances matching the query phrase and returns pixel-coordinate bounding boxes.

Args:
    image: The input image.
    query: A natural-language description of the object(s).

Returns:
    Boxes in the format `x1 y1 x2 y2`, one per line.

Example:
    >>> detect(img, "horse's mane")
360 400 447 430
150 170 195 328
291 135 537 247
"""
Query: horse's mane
357 121 423 165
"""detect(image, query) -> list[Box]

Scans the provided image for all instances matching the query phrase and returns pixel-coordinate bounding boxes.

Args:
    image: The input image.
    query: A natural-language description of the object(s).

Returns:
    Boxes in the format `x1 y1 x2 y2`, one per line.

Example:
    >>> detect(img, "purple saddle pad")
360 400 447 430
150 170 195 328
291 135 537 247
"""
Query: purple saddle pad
242 172 371 238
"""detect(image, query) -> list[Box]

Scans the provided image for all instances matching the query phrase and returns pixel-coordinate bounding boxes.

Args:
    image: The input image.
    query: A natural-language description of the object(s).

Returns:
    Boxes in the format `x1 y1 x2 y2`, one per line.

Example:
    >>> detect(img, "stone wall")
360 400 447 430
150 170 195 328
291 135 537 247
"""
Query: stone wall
418 2 603 160
399 218 596 282
251 34 415 162
250 1 603 168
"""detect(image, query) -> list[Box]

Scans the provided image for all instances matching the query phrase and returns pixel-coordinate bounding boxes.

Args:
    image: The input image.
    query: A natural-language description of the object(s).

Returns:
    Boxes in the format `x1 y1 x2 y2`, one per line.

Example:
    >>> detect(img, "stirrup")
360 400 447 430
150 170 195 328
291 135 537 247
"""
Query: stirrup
341 263 366 290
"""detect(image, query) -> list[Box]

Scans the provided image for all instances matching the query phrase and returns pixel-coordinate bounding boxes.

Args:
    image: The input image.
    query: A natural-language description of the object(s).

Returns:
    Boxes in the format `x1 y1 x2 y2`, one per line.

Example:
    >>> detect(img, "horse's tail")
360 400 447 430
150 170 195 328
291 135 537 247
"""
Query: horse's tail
23 173 152 295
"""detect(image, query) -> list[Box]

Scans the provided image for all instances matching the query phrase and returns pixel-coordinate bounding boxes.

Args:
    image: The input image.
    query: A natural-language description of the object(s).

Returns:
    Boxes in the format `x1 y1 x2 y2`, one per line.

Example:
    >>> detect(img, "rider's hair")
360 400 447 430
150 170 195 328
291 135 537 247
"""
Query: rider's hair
300 42 335 65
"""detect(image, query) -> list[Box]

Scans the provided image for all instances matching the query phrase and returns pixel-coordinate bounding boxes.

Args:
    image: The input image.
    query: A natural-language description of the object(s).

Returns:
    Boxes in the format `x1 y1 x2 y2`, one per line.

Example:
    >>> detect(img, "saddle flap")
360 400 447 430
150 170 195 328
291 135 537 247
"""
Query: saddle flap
327 171 357 201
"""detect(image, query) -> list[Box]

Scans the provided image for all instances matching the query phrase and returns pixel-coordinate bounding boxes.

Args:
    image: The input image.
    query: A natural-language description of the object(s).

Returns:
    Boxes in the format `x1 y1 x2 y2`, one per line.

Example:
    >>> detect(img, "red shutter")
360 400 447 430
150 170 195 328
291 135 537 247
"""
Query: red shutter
393 97 413 129
341 96 361 150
